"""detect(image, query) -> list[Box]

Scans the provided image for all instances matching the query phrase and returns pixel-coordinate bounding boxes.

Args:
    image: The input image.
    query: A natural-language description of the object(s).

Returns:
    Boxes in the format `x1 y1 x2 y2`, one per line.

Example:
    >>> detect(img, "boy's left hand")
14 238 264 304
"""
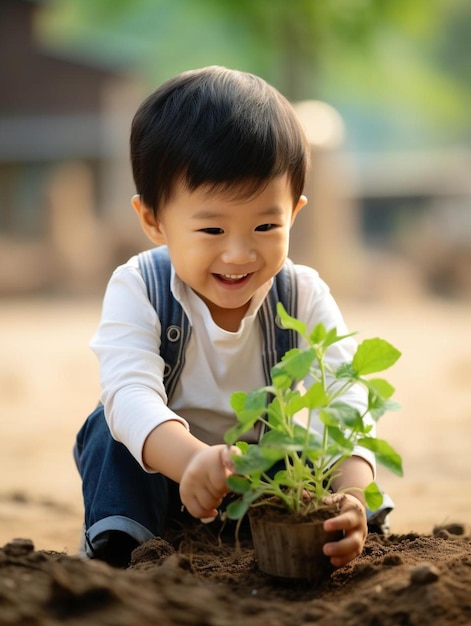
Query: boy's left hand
322 493 367 568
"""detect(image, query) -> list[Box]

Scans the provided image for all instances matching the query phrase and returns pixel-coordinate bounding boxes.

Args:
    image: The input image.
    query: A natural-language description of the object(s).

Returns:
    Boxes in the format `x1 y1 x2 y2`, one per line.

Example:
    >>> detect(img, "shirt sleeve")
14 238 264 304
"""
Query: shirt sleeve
90 259 189 470
294 265 376 475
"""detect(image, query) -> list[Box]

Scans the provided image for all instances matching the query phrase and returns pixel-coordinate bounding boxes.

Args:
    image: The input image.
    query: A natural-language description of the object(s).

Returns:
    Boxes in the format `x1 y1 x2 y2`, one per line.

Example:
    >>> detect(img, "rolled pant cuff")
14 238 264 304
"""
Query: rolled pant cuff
84 515 155 558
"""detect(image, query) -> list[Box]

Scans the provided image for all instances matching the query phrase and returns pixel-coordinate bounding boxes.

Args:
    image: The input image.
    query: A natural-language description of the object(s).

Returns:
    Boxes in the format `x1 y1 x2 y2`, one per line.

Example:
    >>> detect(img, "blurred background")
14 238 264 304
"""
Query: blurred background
1 0 470 298
0 0 470 550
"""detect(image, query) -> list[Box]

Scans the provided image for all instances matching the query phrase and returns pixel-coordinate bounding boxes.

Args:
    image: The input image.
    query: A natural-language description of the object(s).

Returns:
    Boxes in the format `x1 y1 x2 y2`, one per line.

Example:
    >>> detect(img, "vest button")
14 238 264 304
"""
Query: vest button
167 325 181 342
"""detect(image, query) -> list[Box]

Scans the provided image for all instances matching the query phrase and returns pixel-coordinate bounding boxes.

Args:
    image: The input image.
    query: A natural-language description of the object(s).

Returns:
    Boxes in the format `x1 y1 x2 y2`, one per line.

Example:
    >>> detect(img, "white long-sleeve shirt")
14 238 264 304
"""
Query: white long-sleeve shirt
91 256 375 472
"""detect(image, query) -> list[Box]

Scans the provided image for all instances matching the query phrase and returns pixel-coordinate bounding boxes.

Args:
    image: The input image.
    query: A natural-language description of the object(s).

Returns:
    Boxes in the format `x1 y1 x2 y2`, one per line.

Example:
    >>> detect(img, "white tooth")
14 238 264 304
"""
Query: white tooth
222 273 247 279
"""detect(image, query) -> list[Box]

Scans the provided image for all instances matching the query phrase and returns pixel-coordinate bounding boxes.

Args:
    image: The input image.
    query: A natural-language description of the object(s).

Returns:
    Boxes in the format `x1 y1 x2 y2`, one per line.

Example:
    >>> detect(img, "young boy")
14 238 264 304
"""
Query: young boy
75 65 376 569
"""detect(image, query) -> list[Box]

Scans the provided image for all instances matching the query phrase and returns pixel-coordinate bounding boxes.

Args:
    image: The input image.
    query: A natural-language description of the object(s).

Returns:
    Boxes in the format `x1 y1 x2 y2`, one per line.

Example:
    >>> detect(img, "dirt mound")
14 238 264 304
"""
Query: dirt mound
1 523 470 626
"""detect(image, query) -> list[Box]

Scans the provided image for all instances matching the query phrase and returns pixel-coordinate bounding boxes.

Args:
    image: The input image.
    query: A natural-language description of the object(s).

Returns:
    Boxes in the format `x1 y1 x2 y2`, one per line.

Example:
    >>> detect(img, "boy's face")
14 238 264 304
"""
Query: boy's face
133 174 306 330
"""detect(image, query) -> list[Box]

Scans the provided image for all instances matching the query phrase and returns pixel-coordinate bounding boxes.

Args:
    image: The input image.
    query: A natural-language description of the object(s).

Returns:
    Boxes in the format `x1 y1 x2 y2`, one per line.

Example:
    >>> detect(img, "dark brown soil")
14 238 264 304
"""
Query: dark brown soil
1 522 471 625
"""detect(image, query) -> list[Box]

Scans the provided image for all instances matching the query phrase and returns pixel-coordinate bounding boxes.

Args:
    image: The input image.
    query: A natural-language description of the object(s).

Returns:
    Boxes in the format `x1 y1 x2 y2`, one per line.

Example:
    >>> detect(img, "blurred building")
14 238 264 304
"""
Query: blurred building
352 149 471 300
0 0 144 294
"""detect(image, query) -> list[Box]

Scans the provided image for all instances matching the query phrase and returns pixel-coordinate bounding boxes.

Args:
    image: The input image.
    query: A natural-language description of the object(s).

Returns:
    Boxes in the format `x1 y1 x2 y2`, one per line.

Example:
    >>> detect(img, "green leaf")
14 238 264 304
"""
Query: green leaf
358 437 403 476
284 389 307 415
364 482 384 511
272 469 302 490
226 489 263 520
309 322 327 344
327 403 365 431
322 327 357 349
271 347 316 389
229 391 247 414
335 362 357 380
365 378 401 421
261 425 322 453
276 302 307 337
245 388 269 412
367 395 401 422
327 426 354 452
230 389 269 421
224 422 247 445
301 382 328 410
304 447 326 465
322 327 337 347
232 445 284 475
259 428 293 450
284 382 327 415
367 378 396 400
225 388 269 444
225 499 250 520
353 338 401 376
319 408 341 428
226 475 252 494
224 415 264 444
311 325 357 350
270 366 294 391
277 347 316 382
266 397 285 430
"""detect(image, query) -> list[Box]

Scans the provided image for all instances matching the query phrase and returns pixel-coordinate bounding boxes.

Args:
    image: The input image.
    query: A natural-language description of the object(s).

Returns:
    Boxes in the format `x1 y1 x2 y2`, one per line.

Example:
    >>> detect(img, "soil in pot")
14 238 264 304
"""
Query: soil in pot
248 500 343 582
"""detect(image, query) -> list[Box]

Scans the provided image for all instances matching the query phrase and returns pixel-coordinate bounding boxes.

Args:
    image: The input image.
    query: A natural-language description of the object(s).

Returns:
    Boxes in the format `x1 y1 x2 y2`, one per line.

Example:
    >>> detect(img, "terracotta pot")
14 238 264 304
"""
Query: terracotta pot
249 510 343 582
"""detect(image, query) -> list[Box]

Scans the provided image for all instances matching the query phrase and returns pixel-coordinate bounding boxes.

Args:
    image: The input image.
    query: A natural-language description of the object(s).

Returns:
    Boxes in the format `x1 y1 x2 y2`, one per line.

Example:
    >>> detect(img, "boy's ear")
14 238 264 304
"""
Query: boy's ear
290 195 307 226
131 195 166 245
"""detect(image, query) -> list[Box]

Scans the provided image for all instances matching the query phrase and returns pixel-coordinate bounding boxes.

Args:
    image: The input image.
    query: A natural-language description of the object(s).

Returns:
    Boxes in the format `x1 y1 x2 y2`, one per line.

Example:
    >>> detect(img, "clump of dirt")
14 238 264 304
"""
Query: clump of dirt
1 523 471 625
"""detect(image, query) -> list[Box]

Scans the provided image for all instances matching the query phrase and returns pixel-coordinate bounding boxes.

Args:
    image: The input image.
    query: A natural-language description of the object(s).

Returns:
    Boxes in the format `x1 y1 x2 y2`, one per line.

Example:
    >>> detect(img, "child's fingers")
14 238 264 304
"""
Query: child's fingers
323 509 359 533
323 532 364 567
323 493 366 533
182 492 219 519
220 445 240 473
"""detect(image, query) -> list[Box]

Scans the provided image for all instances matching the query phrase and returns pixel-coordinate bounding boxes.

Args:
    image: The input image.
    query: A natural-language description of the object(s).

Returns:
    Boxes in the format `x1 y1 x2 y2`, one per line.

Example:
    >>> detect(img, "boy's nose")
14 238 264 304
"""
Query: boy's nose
221 238 256 264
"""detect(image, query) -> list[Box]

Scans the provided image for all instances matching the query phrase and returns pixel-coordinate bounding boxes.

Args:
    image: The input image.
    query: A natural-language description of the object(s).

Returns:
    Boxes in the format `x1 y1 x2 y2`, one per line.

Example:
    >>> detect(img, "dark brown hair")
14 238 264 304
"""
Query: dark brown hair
130 66 310 215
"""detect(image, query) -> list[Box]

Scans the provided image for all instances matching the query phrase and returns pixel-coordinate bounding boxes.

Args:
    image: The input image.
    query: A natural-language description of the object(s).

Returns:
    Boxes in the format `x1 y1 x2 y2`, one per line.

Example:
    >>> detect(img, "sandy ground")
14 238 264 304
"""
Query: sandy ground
1 295 470 555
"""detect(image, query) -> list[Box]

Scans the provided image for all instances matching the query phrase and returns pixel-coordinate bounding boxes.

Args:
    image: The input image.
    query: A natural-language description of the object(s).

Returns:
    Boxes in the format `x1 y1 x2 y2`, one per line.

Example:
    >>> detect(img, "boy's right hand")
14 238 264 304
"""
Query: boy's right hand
179 445 238 519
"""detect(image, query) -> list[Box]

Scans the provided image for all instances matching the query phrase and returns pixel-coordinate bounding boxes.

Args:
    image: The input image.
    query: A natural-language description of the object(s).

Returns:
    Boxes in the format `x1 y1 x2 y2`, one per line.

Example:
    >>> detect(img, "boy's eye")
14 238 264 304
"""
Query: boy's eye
200 227 224 235
255 223 276 232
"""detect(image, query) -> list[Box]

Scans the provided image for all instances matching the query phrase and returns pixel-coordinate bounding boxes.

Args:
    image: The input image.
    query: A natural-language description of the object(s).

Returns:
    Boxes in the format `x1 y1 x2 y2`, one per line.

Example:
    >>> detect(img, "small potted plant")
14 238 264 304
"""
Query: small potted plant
224 303 403 582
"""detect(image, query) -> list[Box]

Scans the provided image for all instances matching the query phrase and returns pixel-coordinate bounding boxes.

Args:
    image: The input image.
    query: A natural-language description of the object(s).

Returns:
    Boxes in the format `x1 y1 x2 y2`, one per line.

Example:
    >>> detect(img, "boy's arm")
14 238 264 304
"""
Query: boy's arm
331 456 374 506
143 421 234 519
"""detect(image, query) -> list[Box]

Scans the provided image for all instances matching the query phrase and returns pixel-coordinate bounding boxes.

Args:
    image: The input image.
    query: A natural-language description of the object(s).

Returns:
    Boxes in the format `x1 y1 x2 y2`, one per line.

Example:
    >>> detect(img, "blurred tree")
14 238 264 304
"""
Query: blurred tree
38 0 470 147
